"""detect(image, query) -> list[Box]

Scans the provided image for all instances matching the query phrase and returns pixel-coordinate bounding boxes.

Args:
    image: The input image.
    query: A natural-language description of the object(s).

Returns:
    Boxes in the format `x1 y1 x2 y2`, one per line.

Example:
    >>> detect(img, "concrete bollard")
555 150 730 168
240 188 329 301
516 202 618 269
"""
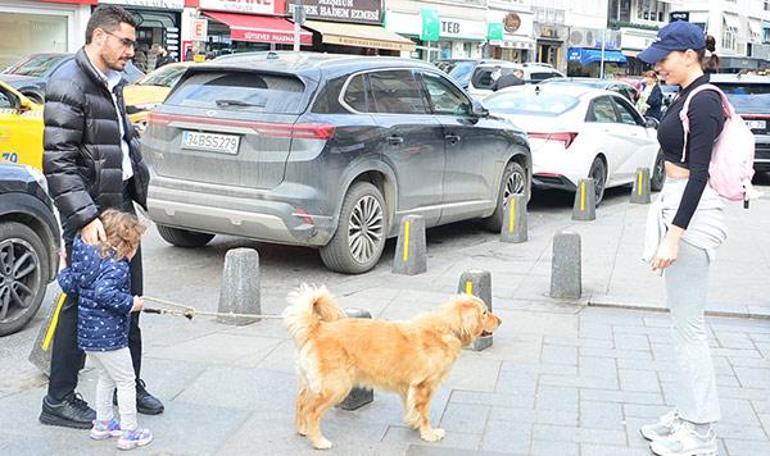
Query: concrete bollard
217 248 261 325
550 231 582 300
630 168 652 204
337 308 374 410
392 215 427 275
28 291 68 376
457 270 493 351
500 194 528 243
572 179 596 221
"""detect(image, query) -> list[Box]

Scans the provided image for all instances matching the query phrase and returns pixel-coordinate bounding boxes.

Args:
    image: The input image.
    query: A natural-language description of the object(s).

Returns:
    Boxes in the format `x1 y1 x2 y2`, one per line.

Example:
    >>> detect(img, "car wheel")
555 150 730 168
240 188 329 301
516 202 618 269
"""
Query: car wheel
483 161 528 232
588 157 607 205
651 150 666 192
0 222 48 336
320 182 387 274
156 225 215 248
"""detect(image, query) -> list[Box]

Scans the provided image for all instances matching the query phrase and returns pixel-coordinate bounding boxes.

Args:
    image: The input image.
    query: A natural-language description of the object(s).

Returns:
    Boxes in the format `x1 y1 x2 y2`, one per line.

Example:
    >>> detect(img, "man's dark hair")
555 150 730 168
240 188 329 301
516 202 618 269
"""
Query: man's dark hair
85 5 137 44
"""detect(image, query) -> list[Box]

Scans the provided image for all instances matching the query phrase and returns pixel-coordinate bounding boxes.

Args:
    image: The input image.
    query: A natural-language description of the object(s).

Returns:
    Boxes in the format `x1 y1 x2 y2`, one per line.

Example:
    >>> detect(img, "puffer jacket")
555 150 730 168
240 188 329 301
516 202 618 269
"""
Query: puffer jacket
43 48 149 239
58 236 133 351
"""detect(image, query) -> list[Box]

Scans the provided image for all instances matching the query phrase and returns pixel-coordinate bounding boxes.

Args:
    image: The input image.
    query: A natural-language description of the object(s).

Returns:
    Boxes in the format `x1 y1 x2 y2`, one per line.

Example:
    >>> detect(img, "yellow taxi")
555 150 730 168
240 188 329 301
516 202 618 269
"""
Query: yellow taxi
124 62 193 126
0 80 43 170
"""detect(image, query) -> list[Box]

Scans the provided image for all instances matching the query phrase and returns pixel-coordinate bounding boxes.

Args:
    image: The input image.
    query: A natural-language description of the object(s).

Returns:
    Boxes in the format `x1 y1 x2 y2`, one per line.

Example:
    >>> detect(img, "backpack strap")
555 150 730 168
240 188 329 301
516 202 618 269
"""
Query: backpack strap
678 83 732 163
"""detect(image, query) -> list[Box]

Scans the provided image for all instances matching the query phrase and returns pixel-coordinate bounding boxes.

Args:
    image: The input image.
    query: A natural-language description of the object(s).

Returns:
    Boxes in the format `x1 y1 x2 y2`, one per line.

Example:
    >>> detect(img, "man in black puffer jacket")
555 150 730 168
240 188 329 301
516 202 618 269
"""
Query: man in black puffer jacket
41 5 163 430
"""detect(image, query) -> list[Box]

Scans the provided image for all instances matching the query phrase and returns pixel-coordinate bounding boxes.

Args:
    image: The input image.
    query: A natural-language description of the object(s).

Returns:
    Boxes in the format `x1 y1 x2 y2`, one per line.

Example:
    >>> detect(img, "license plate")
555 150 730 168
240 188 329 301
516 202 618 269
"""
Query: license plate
746 120 766 130
182 131 240 154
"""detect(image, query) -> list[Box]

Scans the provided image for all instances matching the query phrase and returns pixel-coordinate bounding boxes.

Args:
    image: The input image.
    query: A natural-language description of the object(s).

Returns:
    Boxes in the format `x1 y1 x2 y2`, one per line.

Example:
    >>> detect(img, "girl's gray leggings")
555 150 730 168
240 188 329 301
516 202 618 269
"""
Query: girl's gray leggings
666 240 721 424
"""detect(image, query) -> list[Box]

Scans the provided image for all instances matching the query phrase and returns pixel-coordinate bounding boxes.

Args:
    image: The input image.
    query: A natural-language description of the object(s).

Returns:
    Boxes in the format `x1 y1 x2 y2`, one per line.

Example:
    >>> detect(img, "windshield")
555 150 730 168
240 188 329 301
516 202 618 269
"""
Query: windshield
484 93 579 116
3 54 66 77
448 61 477 87
140 65 188 88
713 82 770 115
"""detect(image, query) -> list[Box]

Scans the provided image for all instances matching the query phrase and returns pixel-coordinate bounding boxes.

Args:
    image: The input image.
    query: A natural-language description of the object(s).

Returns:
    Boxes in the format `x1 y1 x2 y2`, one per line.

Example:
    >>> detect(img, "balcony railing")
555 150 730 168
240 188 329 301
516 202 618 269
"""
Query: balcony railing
608 19 660 31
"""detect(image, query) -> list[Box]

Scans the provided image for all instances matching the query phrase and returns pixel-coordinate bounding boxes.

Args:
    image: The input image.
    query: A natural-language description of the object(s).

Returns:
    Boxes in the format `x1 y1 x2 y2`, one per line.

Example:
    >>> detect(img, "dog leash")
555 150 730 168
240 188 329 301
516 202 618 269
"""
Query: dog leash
142 295 284 321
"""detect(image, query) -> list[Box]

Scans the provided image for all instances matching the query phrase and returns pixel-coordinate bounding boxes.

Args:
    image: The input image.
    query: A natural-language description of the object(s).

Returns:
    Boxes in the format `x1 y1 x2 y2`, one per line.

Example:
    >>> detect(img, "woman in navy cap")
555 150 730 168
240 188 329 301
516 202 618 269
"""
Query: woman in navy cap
637 20 726 456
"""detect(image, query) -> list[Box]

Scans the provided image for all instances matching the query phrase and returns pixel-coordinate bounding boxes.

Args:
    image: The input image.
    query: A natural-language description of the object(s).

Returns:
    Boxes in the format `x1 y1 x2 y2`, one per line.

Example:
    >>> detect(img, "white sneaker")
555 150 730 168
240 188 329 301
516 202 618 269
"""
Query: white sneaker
649 421 718 456
641 410 682 441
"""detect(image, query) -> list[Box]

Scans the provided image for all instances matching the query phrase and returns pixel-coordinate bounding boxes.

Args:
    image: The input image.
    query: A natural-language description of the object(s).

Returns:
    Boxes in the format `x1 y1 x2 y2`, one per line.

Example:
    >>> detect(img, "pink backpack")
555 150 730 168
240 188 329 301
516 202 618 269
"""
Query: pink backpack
680 84 755 201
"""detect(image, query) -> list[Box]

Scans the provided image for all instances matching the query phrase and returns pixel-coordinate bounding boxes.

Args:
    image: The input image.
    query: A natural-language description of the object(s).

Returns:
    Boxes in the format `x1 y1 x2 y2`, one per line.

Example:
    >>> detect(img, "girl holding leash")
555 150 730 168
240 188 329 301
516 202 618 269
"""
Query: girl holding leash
637 21 730 456
58 209 153 451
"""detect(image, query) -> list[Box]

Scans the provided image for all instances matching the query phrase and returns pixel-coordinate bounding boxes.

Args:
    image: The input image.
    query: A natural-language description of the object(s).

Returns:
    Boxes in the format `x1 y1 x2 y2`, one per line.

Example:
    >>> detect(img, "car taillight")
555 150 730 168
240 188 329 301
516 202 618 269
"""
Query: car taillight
528 132 578 149
143 113 335 140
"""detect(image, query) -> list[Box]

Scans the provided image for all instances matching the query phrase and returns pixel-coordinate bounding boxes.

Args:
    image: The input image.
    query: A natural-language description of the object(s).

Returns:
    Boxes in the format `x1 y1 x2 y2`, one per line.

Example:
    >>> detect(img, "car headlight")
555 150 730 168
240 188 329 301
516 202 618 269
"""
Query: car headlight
24 165 48 193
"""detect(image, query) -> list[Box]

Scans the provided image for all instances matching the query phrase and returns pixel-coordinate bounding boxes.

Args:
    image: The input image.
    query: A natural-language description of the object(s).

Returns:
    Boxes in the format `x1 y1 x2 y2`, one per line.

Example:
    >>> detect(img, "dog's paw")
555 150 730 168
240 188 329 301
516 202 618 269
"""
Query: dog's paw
312 437 333 450
420 428 446 442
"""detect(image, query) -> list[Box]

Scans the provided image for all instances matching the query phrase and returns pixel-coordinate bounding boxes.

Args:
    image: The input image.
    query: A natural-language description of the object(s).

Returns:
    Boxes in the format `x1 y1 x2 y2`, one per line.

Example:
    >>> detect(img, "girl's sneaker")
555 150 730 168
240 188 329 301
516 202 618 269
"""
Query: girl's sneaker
117 427 153 451
90 419 122 440
641 410 681 441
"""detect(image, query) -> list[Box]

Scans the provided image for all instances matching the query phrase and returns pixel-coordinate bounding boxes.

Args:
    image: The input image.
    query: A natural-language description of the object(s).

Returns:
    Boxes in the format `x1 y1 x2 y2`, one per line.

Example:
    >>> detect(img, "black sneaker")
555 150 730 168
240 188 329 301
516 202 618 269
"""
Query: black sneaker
39 393 96 429
113 379 165 415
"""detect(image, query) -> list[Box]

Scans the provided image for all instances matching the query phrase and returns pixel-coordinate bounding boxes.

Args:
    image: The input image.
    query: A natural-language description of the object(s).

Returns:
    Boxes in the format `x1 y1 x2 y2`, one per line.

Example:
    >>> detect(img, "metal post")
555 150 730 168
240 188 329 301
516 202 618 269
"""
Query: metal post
426 40 431 62
293 4 304 53
600 28 606 79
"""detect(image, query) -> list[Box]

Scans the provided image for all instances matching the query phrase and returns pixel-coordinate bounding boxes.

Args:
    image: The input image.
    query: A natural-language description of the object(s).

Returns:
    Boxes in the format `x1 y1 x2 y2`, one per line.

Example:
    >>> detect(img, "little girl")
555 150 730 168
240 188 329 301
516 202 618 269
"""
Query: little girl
58 209 152 450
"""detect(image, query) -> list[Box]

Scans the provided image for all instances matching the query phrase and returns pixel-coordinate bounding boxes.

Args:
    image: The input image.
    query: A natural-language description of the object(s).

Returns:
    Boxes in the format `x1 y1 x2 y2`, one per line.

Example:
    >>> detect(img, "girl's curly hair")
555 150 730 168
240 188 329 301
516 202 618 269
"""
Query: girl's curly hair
98 209 146 260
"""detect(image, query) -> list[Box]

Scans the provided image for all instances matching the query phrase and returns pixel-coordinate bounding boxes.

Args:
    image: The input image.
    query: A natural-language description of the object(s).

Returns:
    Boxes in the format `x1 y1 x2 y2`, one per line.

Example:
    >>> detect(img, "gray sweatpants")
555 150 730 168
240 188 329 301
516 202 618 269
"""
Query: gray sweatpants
665 240 721 424
89 348 138 431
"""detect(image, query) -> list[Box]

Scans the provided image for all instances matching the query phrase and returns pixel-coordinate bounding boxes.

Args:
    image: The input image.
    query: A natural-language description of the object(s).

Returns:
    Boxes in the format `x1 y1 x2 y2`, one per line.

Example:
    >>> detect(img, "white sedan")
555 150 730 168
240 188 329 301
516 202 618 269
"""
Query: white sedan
484 85 664 204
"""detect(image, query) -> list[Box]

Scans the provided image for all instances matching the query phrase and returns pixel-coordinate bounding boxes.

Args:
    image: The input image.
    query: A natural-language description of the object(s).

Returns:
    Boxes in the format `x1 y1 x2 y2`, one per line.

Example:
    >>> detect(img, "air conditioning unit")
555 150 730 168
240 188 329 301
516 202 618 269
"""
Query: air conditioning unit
568 29 619 48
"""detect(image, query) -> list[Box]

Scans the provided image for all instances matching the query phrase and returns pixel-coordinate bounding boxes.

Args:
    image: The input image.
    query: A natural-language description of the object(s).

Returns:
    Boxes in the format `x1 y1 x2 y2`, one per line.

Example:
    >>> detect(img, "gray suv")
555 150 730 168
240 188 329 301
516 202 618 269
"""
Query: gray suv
143 52 531 273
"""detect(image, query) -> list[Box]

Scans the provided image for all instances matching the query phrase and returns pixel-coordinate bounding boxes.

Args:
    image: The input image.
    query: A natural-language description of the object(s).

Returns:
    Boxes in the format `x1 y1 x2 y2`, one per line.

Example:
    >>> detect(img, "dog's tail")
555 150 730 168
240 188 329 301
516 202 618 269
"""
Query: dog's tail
283 284 345 347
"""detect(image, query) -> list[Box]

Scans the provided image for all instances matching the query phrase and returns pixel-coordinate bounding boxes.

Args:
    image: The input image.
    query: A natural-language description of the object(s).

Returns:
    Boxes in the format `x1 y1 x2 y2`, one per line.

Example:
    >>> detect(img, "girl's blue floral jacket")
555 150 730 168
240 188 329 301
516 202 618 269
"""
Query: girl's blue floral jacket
58 236 133 351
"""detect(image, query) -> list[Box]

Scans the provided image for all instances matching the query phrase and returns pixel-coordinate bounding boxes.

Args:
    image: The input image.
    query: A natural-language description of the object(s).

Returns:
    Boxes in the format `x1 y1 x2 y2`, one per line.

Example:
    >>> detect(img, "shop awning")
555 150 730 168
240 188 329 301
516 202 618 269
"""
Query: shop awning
203 11 312 45
302 20 415 52
569 48 628 65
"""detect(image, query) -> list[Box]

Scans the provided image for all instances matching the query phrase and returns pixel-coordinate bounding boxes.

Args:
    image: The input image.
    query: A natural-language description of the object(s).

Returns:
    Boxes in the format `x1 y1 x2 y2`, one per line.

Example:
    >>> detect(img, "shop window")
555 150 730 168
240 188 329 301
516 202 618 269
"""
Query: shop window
0 13 67 69
369 71 427 115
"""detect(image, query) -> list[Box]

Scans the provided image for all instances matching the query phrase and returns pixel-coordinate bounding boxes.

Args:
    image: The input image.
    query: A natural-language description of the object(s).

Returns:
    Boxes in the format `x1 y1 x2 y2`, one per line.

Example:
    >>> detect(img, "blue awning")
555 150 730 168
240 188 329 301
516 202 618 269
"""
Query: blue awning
568 48 628 65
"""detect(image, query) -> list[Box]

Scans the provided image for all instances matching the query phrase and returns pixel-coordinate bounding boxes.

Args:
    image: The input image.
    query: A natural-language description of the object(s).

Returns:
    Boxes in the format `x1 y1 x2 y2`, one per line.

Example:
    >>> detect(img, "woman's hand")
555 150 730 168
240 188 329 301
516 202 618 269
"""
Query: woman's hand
651 226 684 271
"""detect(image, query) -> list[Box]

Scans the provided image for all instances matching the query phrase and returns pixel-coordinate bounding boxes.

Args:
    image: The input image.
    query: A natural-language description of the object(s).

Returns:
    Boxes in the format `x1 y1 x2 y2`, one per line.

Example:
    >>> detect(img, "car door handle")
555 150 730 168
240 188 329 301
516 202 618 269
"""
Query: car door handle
445 134 461 144
386 135 404 146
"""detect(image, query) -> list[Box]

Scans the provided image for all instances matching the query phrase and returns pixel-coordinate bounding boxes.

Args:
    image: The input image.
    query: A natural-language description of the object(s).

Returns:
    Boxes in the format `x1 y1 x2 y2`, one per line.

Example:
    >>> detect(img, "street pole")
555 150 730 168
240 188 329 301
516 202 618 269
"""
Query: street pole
293 4 304 53
600 28 606 79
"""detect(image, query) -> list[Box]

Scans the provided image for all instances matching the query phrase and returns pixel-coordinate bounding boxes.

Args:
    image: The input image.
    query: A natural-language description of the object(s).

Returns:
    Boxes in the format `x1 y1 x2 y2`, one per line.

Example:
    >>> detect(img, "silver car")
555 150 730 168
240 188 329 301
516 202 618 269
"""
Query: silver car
142 52 531 273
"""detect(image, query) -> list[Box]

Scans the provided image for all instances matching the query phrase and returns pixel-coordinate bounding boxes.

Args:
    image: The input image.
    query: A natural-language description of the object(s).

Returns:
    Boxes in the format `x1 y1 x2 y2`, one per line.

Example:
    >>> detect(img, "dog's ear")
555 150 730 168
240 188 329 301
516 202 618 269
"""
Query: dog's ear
453 298 482 345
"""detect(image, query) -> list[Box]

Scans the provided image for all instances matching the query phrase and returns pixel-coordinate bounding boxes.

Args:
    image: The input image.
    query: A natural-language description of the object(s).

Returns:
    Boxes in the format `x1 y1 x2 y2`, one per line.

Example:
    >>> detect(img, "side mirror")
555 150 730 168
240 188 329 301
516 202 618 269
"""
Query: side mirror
645 117 660 129
471 99 489 118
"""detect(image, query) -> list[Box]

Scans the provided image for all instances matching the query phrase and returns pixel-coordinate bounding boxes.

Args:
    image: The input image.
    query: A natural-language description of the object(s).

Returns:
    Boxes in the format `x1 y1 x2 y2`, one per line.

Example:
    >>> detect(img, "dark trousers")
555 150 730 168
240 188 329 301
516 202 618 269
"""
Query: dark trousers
47 188 144 402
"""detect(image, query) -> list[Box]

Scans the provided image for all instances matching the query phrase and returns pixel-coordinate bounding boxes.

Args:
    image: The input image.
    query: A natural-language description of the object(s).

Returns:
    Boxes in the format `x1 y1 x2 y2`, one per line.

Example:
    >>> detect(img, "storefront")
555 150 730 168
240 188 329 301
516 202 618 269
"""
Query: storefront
190 0 311 57
486 8 535 63
567 47 627 77
99 0 184 71
617 27 657 75
287 0 413 56
0 0 93 69
533 23 568 71
385 0 486 61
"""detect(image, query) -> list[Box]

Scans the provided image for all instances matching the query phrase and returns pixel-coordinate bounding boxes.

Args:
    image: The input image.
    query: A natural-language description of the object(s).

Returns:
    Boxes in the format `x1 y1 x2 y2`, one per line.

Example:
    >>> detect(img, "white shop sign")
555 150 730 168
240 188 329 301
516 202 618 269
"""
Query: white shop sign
386 11 485 41
197 0 277 15
99 0 185 9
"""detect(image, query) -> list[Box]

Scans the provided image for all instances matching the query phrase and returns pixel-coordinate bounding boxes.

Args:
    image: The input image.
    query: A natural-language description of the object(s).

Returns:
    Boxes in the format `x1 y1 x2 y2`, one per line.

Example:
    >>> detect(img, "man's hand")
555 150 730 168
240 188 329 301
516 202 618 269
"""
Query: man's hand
81 217 106 245
131 296 144 313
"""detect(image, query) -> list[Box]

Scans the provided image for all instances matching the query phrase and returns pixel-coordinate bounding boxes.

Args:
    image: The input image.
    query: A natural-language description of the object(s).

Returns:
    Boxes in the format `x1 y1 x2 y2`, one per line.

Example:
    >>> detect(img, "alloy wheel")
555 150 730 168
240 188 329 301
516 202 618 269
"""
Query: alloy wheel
0 238 41 322
347 195 384 264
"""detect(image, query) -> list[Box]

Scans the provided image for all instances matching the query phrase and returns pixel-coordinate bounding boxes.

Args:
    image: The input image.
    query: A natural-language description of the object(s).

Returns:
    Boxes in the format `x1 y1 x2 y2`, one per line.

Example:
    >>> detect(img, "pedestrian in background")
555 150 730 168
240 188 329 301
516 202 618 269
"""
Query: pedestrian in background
636 70 663 121
41 4 163 430
637 20 727 456
57 210 153 450
703 35 720 74
154 45 174 69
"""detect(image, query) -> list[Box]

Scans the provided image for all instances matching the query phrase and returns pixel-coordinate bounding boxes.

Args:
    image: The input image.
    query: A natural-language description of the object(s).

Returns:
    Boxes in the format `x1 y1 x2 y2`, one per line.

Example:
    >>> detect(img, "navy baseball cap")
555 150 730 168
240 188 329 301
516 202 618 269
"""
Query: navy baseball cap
638 21 706 64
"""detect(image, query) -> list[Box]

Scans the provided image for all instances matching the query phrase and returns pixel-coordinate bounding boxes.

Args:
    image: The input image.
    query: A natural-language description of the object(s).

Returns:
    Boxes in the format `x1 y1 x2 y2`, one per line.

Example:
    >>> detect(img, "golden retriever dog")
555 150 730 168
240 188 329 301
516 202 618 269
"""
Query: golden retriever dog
282 285 501 450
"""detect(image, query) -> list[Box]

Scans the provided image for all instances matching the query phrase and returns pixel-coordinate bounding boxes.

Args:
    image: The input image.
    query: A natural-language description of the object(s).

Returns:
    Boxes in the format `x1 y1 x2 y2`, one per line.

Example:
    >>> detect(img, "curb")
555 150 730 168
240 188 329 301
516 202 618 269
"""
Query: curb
588 297 770 320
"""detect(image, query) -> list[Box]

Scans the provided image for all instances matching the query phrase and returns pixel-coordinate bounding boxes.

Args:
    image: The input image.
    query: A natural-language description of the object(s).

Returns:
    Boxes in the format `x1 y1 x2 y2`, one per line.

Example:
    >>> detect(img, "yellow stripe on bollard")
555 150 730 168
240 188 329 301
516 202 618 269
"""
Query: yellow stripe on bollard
580 181 586 212
42 293 67 351
638 170 643 196
465 280 473 295
402 220 411 262
508 197 516 233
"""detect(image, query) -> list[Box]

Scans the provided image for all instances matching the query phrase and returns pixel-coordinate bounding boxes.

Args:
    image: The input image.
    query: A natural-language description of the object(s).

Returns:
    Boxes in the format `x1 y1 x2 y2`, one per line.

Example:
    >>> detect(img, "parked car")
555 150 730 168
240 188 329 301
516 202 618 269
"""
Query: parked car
143 52 532 273
467 62 565 99
709 74 770 173
124 62 194 127
0 81 43 169
660 83 680 112
435 58 508 89
484 84 664 204
0 53 144 103
539 77 639 102
0 163 60 336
